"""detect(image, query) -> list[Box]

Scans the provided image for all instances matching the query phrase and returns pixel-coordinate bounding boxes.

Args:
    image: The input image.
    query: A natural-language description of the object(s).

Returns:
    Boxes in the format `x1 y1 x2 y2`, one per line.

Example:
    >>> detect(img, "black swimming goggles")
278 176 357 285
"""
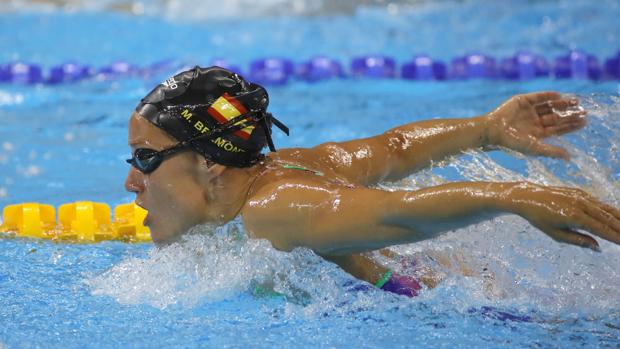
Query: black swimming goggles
126 145 189 174
126 108 288 174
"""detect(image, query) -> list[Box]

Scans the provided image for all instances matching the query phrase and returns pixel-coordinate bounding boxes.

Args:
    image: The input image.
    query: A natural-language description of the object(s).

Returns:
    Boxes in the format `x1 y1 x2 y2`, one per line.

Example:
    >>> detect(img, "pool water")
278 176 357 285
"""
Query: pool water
1 1 619 348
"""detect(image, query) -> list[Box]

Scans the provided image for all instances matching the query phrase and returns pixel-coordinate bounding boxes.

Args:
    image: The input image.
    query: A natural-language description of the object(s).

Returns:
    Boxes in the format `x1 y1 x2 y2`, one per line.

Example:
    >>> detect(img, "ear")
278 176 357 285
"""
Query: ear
205 163 227 177
194 156 227 181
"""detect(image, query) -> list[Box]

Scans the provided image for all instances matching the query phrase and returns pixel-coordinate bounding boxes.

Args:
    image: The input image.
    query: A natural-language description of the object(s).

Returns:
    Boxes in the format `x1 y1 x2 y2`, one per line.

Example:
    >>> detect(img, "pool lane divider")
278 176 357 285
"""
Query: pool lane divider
1 49 620 85
0 202 152 243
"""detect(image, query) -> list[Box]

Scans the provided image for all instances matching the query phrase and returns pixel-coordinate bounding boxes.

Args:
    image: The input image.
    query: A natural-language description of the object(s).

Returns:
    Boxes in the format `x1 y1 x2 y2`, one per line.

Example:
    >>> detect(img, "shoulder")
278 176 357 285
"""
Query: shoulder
240 174 341 251
240 178 308 251
242 175 332 220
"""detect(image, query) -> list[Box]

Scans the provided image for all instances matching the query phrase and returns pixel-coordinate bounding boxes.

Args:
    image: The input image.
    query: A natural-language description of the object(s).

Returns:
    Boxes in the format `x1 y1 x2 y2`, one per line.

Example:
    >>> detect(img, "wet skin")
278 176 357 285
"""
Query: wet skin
126 91 620 286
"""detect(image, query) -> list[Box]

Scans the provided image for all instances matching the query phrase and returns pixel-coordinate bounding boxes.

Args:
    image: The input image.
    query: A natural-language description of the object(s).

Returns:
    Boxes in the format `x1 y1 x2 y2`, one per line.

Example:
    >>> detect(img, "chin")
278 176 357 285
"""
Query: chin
149 224 184 246
149 230 165 245
147 222 166 244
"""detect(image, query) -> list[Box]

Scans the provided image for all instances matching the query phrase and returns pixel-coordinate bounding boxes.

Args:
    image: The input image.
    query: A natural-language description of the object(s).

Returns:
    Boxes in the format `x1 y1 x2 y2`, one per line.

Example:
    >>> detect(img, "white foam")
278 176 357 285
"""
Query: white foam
85 220 358 310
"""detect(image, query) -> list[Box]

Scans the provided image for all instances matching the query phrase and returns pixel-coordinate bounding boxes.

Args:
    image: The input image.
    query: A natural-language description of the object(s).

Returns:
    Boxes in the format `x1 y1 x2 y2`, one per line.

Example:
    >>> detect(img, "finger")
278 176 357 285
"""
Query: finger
540 112 559 126
539 109 586 130
534 98 578 115
523 91 562 105
544 119 587 136
529 141 570 160
584 197 620 227
577 212 620 245
546 97 580 111
545 227 600 252
539 108 587 125
535 101 553 116
556 109 587 122
583 203 620 239
556 110 588 121
599 201 620 222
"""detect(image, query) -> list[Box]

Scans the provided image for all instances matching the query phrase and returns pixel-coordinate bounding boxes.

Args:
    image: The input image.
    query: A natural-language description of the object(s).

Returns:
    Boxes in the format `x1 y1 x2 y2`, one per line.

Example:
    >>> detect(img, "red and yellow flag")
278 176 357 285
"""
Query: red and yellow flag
207 93 255 140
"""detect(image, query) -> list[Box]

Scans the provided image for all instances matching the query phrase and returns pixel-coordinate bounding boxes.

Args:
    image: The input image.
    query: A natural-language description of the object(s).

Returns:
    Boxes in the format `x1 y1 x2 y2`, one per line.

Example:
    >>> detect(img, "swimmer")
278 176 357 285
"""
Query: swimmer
125 66 620 297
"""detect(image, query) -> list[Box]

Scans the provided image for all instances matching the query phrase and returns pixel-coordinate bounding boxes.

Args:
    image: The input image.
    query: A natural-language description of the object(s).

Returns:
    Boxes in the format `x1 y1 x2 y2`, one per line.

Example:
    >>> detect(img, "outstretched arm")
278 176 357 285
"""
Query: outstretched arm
308 92 586 185
242 180 619 255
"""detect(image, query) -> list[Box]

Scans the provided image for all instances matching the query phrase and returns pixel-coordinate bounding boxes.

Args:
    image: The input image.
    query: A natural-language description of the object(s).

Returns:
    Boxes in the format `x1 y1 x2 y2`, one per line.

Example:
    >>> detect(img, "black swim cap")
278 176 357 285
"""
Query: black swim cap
135 66 288 167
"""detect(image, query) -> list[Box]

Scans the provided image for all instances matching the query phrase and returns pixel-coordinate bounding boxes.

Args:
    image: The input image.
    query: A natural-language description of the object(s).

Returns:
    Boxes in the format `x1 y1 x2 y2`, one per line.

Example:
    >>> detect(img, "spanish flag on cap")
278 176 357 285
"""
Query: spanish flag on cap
207 93 255 140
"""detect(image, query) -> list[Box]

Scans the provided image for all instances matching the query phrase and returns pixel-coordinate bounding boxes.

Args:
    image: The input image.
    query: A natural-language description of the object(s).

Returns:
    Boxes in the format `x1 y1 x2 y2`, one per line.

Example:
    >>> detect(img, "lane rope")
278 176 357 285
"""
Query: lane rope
0 202 151 243
1 49 619 85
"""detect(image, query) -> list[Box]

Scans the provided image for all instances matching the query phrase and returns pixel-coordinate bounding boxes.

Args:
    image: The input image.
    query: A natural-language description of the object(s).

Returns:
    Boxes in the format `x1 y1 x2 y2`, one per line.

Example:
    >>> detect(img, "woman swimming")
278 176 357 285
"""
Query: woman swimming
125 66 620 297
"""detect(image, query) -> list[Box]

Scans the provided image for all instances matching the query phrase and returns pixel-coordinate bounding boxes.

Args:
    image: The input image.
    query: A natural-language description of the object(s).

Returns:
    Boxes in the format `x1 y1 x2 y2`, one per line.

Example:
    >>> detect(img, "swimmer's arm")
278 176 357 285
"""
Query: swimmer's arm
242 181 620 255
312 115 491 184
312 92 586 185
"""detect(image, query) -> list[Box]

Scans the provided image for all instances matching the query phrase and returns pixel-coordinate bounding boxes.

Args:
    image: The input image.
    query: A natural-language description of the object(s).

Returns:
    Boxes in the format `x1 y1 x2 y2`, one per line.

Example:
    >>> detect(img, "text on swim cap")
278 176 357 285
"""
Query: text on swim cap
181 108 193 121
180 108 246 153
212 137 245 153
161 77 178 89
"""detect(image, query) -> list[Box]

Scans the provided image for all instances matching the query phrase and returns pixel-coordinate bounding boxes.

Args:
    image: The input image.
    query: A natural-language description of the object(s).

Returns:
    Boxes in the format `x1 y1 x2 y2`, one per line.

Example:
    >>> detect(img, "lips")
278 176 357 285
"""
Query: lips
134 197 146 209
143 212 151 227
134 200 150 226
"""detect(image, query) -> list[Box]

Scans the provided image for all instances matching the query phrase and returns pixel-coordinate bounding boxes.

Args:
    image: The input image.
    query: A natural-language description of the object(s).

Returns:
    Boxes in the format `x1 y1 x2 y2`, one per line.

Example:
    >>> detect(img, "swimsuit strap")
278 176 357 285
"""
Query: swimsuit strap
374 269 393 288
245 161 325 200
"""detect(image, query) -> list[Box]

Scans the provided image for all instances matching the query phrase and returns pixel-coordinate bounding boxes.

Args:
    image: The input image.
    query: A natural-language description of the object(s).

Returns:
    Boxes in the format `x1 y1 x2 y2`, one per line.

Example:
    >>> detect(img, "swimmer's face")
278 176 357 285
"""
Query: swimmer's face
125 112 211 244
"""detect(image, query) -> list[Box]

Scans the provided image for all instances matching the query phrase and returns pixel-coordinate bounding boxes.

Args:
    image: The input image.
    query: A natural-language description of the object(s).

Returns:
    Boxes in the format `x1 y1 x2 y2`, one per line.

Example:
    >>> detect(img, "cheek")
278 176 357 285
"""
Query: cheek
144 173 208 242
146 163 208 219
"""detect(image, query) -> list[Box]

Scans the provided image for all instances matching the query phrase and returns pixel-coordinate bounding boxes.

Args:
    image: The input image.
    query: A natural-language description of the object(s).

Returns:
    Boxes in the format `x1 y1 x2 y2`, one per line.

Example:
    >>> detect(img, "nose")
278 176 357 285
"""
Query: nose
125 166 145 193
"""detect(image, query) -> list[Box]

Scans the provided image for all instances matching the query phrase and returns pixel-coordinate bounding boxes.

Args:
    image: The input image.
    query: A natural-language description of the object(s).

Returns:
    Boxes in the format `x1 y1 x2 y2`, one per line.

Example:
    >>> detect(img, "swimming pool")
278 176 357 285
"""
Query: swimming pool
1 0 619 347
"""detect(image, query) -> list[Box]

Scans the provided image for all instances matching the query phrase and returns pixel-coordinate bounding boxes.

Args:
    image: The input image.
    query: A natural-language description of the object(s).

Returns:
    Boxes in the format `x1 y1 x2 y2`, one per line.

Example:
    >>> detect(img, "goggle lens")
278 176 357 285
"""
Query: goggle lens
126 148 163 174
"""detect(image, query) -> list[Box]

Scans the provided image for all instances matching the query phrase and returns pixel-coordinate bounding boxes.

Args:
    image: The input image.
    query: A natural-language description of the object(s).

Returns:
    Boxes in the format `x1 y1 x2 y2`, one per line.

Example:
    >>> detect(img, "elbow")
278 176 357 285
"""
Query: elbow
381 131 425 180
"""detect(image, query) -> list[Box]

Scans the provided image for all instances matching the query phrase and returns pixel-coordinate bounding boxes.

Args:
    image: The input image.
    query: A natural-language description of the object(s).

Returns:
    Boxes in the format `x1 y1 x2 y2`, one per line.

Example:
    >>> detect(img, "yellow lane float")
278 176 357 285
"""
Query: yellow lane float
0 202 151 242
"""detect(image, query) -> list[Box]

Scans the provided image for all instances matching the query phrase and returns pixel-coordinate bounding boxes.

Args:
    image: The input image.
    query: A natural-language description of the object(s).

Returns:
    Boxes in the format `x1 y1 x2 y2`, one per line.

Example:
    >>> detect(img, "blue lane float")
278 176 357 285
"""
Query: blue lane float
2 49 620 86
351 55 396 78
209 59 243 77
451 53 497 79
138 59 182 77
48 62 92 84
401 55 447 80
297 56 344 82
554 50 601 80
0 64 11 82
96 60 139 80
605 51 620 79
0 62 43 84
499 51 549 80
249 58 295 85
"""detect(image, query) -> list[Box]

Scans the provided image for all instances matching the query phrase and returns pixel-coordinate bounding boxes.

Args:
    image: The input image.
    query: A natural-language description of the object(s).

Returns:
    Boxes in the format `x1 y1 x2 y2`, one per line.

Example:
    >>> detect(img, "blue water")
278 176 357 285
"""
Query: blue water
1 1 620 348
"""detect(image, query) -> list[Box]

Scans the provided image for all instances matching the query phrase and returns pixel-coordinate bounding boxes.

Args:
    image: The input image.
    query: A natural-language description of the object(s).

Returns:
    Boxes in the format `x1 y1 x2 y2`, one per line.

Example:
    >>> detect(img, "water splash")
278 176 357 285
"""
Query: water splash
85 219 382 312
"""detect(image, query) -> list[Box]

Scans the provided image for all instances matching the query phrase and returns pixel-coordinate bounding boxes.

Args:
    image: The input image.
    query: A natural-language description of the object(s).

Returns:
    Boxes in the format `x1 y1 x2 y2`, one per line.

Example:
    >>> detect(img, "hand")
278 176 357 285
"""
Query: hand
507 182 620 251
485 92 587 160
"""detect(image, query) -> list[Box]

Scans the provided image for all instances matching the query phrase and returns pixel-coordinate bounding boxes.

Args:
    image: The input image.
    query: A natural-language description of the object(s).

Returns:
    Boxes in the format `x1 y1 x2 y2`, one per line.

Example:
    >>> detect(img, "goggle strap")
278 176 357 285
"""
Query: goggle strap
182 110 290 154
260 116 276 152
182 111 257 146
137 104 291 156
269 113 289 136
